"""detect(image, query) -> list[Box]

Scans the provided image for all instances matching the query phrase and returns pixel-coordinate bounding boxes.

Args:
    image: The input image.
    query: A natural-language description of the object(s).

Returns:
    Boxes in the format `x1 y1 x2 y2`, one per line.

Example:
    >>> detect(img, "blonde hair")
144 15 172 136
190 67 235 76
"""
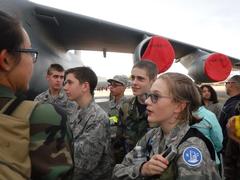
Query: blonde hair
158 72 201 121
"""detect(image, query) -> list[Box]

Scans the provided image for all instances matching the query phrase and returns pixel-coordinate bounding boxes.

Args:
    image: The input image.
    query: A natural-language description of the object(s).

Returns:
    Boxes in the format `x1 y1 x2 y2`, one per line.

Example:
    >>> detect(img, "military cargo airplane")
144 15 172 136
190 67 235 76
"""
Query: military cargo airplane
0 0 239 99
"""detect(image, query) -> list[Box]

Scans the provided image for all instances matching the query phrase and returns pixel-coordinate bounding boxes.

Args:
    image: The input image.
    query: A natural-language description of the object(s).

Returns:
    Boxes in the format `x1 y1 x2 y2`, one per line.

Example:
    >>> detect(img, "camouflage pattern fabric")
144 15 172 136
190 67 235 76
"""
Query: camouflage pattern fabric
108 96 128 138
68 100 113 180
0 85 73 180
114 97 149 163
113 121 221 180
34 89 77 115
30 103 73 180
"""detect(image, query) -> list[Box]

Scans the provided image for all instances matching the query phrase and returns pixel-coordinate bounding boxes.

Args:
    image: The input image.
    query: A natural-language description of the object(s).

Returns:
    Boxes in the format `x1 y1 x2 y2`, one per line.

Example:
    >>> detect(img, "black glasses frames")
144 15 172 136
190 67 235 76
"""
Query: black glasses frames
14 48 38 63
108 83 123 88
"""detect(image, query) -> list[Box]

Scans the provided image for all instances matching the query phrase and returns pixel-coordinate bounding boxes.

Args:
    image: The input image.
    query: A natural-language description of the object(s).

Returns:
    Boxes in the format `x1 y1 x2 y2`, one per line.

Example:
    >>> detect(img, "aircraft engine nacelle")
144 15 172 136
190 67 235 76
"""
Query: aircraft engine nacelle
134 36 175 73
187 52 232 83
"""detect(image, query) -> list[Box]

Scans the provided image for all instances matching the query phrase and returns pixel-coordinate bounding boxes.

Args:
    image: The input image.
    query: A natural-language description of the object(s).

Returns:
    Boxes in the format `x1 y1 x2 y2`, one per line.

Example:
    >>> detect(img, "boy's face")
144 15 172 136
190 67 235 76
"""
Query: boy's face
63 73 83 102
47 70 64 92
109 81 125 97
130 67 154 96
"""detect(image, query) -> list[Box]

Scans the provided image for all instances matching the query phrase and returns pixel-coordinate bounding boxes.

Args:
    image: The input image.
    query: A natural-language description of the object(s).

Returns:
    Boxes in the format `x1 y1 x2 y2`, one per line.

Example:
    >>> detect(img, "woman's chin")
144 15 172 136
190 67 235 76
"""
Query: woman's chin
148 117 156 123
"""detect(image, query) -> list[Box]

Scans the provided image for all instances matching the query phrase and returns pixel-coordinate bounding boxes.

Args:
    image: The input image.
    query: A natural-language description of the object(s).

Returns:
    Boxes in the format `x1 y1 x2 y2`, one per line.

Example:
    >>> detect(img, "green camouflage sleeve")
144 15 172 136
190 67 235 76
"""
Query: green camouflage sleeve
113 131 152 180
30 103 73 180
112 153 143 180
33 93 44 102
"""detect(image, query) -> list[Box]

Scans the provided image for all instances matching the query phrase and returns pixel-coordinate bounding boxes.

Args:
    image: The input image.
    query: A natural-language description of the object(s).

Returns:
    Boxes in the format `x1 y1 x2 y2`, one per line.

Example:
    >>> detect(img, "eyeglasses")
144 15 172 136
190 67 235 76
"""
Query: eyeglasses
146 93 171 104
225 81 236 85
108 83 123 88
13 48 38 63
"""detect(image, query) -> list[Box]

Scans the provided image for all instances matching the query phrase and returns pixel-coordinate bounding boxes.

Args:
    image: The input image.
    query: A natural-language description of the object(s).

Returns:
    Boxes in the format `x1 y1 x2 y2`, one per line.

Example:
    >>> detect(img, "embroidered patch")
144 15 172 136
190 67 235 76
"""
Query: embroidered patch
183 146 202 167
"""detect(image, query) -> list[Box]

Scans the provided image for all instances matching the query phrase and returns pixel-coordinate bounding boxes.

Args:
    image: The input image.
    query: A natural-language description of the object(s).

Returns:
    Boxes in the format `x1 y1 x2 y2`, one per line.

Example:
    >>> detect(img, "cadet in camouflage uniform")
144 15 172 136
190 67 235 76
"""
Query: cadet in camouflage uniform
64 67 113 180
0 11 73 179
107 75 129 138
34 63 77 114
114 61 158 163
113 72 221 180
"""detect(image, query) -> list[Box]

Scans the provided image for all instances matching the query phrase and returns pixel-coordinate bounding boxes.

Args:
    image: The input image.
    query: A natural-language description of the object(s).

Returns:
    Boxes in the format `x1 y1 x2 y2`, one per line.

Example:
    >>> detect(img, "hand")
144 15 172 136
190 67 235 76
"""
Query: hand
227 116 240 144
141 154 169 176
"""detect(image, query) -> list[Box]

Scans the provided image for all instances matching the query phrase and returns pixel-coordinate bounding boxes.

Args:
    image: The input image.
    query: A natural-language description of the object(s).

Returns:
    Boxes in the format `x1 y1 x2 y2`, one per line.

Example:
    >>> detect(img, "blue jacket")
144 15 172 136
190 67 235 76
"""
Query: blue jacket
192 106 223 164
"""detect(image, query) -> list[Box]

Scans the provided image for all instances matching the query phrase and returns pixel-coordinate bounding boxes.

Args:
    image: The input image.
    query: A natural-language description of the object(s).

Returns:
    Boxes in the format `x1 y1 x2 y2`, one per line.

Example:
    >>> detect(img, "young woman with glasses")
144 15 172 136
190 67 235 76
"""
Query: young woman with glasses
113 72 221 180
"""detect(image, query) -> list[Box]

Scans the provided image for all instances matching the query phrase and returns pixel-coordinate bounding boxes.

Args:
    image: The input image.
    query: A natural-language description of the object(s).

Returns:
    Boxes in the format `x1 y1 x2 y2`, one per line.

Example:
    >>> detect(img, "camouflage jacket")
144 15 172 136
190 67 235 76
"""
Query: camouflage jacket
34 89 77 115
68 100 113 180
0 85 74 180
116 96 149 155
113 121 221 180
108 96 129 118
108 96 128 138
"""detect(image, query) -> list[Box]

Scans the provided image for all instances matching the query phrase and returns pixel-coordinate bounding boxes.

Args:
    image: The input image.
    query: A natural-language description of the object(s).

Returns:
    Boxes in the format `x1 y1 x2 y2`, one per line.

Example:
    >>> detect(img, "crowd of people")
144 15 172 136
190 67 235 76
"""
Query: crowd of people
1 10 240 180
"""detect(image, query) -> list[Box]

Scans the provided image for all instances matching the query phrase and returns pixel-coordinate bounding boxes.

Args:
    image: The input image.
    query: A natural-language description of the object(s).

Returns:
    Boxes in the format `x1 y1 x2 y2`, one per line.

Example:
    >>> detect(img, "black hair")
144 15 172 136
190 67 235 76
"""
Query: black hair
200 85 219 104
0 11 23 54
65 66 97 96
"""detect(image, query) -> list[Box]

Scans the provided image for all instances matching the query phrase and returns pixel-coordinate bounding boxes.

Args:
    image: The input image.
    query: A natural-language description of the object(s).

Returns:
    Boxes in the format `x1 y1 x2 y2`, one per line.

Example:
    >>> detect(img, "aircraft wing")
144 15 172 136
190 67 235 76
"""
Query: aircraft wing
0 0 239 97
2 0 238 65
33 2 240 67
33 2 197 59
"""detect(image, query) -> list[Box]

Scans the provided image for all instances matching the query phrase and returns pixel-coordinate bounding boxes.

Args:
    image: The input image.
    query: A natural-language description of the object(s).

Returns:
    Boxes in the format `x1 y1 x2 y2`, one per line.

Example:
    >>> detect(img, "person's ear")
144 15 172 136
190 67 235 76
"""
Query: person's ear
0 49 14 71
174 101 187 113
46 74 50 80
82 82 90 92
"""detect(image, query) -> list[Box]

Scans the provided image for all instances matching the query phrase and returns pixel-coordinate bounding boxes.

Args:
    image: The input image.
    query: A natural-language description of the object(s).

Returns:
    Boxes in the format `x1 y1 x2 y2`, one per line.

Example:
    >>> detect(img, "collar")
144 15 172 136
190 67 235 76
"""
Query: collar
163 121 190 147
0 85 16 99
109 96 127 108
78 99 95 113
205 101 214 106
47 88 65 99
224 93 240 105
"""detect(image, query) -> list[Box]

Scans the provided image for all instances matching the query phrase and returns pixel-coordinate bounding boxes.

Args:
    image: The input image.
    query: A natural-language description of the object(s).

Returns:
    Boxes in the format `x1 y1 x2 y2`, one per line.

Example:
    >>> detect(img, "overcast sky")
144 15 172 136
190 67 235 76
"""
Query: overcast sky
30 0 240 78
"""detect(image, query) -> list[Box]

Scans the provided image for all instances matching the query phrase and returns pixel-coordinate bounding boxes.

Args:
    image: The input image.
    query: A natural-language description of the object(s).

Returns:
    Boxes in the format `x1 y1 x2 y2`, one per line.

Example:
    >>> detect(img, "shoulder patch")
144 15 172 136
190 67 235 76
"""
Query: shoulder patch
183 146 202 167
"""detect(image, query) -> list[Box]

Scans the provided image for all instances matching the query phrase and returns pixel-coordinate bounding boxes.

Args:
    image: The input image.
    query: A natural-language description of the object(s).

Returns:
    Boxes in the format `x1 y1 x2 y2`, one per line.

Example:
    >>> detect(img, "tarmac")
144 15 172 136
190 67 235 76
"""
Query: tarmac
94 88 132 112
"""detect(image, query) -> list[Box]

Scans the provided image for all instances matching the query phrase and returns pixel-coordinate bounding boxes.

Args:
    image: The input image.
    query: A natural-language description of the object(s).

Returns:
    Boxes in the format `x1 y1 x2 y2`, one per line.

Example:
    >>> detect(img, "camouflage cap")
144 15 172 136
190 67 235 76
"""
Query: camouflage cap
108 75 129 86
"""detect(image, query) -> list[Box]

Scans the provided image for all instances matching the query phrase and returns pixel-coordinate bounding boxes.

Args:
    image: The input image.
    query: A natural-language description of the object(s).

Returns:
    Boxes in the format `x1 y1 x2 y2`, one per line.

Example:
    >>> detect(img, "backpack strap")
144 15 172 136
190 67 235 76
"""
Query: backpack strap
178 128 216 161
1 96 26 115
0 96 38 119
11 100 38 119
120 97 135 126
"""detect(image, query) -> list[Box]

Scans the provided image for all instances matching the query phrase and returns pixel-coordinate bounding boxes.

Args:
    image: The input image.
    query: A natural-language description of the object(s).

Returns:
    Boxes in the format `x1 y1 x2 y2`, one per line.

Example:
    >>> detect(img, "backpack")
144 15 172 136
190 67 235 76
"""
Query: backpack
0 97 38 180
